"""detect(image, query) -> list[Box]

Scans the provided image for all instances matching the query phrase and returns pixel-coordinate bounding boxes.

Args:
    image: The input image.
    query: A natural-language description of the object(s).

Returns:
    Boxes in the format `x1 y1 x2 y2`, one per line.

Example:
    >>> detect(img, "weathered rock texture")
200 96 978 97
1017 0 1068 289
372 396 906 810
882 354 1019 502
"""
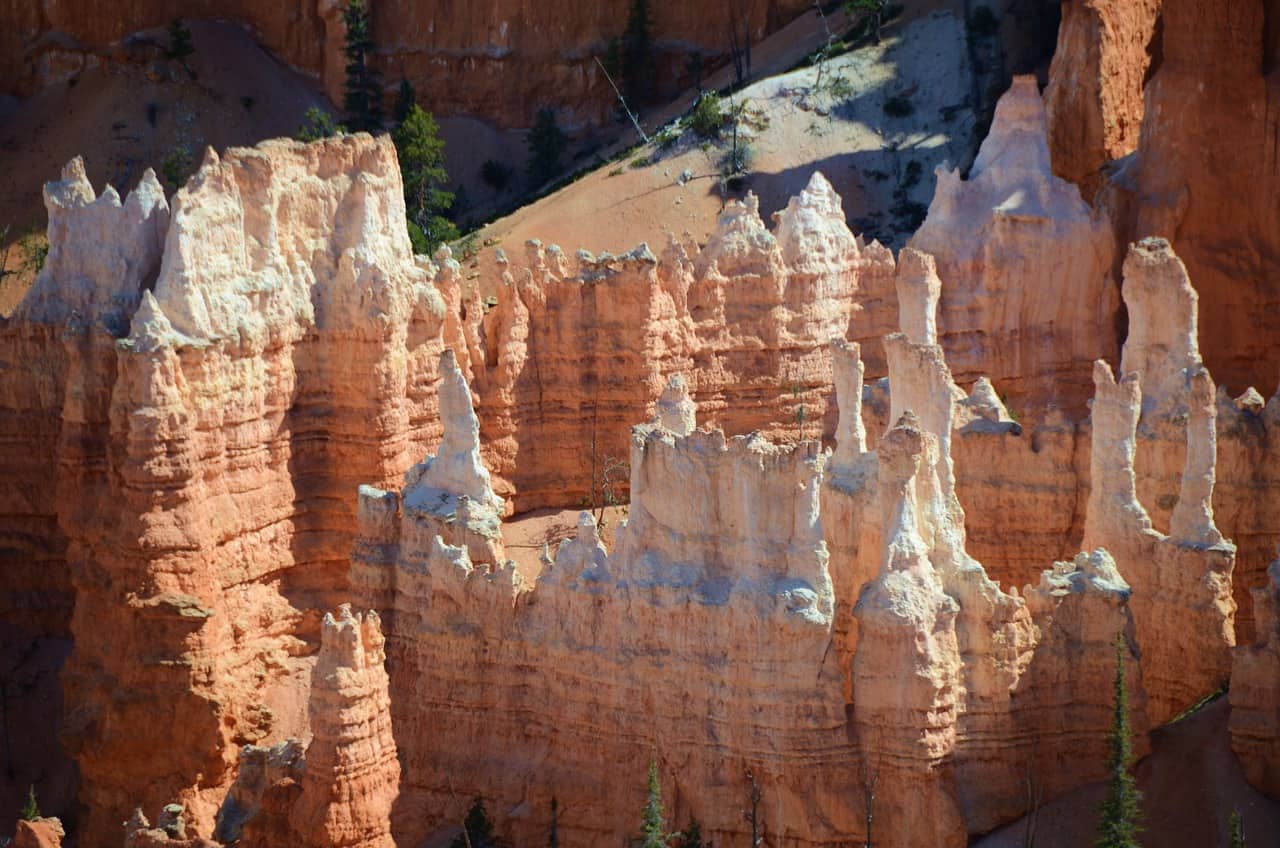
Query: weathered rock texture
0 0 810 128
11 817 65 848
0 134 446 845
910 75 1118 410
1124 0 1280 397
347 248 1164 846
1043 0 1161 199
284 606 398 848
1231 554 1280 797
466 174 898 510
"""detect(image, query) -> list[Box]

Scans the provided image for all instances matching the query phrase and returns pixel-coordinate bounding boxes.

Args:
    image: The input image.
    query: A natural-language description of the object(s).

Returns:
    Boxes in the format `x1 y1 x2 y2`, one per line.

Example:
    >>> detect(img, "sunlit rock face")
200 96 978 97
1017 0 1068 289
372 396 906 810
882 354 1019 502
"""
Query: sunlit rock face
910 75 1118 412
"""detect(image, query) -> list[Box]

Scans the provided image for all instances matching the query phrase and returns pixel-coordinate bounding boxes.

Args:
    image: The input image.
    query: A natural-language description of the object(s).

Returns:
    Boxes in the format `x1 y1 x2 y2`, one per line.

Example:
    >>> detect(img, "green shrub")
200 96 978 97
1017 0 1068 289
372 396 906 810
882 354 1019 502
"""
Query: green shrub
686 92 726 139
161 144 193 192
166 19 194 60
296 107 345 142
481 159 514 191
526 107 568 186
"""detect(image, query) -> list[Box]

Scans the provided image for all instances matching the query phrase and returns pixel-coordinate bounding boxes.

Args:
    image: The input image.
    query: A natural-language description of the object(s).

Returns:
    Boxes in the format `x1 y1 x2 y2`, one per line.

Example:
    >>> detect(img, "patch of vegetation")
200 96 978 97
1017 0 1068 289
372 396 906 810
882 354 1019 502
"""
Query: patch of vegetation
865 168 890 183
526 107 568 186
826 73 854 100
620 0 657 108
967 6 1001 39
883 94 915 118
686 92 726 139
395 105 458 254
1096 634 1143 848
450 798 497 848
161 144 194 192
341 0 383 131
295 107 346 142
393 77 416 125
630 155 651 169
166 19 194 61
650 124 680 150
481 159 515 191
240 95 254 112
19 226 47 275
608 166 625 177
20 785 39 822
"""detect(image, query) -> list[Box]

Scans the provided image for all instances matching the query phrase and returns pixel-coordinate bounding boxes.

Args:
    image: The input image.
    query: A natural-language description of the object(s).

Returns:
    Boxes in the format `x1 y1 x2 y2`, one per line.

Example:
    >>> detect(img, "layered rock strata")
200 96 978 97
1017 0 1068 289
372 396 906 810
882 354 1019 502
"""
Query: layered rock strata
284 606 398 848
350 255 1157 846
0 134 447 844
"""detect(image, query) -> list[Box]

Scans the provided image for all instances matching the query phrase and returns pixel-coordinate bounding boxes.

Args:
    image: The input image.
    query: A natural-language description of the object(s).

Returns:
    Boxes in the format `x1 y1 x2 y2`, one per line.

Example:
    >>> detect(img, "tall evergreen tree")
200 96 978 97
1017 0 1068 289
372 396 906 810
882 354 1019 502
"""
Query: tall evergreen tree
167 19 194 60
393 104 457 254
621 0 656 107
678 818 708 848
342 0 383 131
394 76 416 125
640 756 668 848
1229 809 1246 848
526 107 568 186
1096 634 1142 848
450 798 497 848
548 796 560 848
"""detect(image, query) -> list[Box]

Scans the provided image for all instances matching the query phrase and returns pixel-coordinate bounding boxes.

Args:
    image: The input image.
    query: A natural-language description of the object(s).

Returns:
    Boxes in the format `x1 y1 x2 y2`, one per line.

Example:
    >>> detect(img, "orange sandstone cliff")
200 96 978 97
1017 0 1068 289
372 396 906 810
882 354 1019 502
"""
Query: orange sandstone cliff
0 0 811 128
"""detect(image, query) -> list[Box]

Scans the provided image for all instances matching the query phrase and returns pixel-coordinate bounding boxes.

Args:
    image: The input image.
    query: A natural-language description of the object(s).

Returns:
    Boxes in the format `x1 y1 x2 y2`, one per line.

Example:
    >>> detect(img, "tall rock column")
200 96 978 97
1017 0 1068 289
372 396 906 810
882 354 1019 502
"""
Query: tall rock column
287 606 399 848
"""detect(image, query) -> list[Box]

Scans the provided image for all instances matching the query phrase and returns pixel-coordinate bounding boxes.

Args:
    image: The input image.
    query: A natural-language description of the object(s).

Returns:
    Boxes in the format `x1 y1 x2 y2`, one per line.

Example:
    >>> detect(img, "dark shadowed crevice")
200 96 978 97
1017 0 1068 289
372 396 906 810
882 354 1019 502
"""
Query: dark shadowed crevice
1142 12 1164 89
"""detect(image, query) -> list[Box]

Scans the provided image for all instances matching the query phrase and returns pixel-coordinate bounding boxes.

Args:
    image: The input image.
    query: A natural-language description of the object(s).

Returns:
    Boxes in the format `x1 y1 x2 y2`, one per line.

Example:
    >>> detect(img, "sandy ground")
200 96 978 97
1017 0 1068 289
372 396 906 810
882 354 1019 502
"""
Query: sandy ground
465 1 982 294
974 696 1280 847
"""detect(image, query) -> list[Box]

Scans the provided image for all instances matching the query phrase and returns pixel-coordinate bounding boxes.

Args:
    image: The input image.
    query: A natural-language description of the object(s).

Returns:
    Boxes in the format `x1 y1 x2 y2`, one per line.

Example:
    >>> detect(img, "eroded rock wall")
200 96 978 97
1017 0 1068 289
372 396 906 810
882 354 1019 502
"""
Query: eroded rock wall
0 0 810 128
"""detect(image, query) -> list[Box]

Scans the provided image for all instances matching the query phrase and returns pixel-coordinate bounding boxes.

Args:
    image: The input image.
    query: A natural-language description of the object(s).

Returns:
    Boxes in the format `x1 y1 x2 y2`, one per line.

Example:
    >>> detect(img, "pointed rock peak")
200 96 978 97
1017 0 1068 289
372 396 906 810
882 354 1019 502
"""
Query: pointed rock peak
44 156 96 208
895 248 942 345
780 171 842 219
1236 386 1266 414
99 184 123 208
128 290 178 352
576 511 600 544
438 348 480 449
655 374 697 436
964 377 1013 423
969 75 1053 180
126 169 169 217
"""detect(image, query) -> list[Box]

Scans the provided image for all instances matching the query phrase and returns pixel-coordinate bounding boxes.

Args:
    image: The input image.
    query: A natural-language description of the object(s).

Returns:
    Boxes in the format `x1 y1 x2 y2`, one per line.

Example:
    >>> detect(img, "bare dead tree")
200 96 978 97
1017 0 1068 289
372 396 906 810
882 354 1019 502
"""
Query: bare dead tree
595 455 629 527
862 765 879 848
594 56 649 143
744 768 764 847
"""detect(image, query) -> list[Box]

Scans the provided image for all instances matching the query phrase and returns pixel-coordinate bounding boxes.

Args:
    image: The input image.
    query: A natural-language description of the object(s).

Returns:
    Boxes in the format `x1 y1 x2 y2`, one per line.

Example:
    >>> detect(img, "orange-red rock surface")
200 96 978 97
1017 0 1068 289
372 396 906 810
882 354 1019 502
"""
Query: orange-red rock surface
11 818 65 848
1043 0 1160 199
4 36 1280 839
0 0 810 128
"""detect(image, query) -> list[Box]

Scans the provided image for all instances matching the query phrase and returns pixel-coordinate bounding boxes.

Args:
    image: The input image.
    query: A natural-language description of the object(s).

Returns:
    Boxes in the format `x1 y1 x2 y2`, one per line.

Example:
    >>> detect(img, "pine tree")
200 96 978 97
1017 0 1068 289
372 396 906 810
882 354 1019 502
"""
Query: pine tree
394 77 416 126
393 104 457 254
1096 634 1142 848
526 107 568 186
621 0 656 107
20 784 39 821
167 19 195 60
342 0 383 132
679 818 708 848
640 756 668 848
450 798 496 848
296 107 346 142
1229 809 1246 847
